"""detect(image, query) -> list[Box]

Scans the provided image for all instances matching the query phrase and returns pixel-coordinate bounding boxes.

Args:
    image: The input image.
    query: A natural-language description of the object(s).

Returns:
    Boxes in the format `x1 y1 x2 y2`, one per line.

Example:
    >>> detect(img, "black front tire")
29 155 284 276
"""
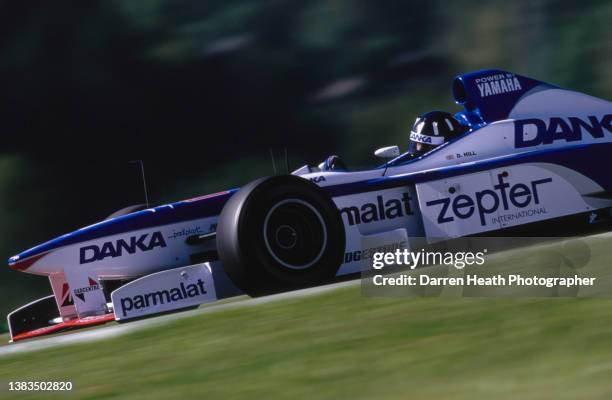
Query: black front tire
216 175 345 296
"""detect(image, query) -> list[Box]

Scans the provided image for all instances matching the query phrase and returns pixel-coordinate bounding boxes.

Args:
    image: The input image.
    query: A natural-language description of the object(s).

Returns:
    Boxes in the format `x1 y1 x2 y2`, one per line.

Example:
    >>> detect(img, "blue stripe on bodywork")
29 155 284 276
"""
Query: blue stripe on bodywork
11 142 611 265
323 143 612 198
10 190 238 264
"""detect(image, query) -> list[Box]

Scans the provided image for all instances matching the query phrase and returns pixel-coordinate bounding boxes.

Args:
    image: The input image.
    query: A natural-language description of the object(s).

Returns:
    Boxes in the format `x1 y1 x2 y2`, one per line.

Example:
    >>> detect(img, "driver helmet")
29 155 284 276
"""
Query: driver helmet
408 111 466 156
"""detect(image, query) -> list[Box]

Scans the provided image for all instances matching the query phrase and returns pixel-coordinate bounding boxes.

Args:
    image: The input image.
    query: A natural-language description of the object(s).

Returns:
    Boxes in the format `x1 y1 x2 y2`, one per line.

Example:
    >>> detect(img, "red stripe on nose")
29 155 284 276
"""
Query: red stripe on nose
9 253 46 271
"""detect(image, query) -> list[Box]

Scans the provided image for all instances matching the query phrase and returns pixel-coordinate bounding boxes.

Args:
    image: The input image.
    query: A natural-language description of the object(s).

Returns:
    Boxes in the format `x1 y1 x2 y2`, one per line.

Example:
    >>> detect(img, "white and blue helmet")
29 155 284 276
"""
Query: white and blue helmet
409 111 466 156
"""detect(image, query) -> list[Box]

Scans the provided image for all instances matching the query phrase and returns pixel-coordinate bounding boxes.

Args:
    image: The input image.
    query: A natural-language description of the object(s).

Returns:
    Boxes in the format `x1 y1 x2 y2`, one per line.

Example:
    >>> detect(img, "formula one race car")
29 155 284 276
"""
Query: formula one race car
7 69 612 342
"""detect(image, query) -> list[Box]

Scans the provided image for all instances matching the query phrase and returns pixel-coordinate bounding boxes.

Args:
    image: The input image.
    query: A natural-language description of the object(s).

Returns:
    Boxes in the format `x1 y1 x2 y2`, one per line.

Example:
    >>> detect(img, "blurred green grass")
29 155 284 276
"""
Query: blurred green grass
3 295 612 399
3 286 612 398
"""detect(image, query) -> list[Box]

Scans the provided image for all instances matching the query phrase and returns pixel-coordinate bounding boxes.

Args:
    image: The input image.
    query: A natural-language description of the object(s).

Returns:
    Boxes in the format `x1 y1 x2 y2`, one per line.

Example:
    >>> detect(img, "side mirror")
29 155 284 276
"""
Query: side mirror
374 145 400 159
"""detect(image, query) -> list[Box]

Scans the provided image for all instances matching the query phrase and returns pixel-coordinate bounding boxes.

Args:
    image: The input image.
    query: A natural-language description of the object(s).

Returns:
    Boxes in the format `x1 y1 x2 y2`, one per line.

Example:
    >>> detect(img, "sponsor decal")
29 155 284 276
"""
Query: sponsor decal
340 192 414 226
60 282 74 307
475 73 522 98
491 208 547 225
73 277 100 302
410 132 444 145
514 114 612 148
80 231 167 264
425 173 552 226
168 226 203 240
410 132 433 144
119 279 207 317
344 241 407 263
310 176 326 183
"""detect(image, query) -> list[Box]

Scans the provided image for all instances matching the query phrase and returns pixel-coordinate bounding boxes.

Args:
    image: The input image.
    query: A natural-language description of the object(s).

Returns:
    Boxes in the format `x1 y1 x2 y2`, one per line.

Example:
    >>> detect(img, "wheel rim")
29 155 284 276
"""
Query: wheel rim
263 199 328 270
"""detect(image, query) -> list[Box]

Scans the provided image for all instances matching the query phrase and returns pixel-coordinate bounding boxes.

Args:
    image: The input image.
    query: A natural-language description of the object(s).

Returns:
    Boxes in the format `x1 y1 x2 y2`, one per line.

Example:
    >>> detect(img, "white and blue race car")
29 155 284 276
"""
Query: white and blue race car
7 69 612 341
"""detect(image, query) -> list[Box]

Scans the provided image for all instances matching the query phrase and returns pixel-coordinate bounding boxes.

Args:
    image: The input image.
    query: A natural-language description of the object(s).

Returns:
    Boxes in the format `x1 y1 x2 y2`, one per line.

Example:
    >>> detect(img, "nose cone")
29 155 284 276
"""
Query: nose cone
8 251 48 272
8 189 236 274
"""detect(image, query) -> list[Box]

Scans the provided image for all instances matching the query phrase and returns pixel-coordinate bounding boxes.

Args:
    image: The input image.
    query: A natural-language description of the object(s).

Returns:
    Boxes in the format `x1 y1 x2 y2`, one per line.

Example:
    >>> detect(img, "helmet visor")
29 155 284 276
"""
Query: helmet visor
408 131 444 156
408 140 436 156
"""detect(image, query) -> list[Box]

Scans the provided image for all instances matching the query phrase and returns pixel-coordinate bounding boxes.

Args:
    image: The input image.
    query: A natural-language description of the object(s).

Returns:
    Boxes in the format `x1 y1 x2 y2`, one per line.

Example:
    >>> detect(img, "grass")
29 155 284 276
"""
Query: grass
3 292 612 398
2 234 612 399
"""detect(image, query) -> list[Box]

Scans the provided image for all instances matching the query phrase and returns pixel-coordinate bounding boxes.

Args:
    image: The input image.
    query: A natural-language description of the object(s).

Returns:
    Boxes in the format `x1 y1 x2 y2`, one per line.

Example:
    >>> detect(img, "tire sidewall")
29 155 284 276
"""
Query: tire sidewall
217 176 345 295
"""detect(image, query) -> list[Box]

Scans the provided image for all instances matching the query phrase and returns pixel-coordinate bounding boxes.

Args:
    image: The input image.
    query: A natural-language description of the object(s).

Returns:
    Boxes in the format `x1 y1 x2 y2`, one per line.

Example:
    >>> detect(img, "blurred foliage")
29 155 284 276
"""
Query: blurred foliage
0 0 611 316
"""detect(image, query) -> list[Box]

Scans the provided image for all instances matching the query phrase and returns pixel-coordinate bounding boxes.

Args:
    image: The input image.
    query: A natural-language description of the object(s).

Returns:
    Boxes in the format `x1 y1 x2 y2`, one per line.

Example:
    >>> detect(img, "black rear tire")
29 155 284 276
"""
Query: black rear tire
216 175 345 296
